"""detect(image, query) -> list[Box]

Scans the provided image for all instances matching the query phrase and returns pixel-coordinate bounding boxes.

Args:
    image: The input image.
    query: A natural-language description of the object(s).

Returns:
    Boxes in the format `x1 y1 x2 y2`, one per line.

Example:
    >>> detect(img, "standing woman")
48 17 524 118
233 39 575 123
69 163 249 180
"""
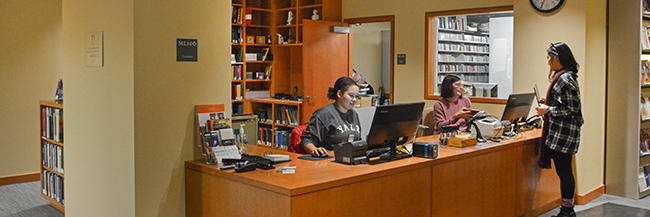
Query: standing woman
432 75 474 134
301 77 361 156
535 42 583 217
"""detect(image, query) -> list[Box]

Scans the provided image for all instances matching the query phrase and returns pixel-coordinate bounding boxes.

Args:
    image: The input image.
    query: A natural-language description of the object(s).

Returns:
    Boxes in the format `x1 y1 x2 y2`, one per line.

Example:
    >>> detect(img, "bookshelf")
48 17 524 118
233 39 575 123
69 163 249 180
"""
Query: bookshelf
231 0 337 115
39 101 64 213
250 98 301 149
607 0 650 199
231 0 342 150
434 15 491 96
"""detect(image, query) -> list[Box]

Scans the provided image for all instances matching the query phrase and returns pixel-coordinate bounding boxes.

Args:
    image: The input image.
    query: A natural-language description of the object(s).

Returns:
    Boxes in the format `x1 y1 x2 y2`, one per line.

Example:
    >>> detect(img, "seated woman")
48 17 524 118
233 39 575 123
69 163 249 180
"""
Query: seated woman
433 75 474 134
301 77 361 156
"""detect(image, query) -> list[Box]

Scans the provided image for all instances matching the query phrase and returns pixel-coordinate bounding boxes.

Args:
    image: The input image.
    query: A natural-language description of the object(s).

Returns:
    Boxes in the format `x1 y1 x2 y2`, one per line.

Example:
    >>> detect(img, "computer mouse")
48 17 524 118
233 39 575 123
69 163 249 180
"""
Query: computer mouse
317 153 329 158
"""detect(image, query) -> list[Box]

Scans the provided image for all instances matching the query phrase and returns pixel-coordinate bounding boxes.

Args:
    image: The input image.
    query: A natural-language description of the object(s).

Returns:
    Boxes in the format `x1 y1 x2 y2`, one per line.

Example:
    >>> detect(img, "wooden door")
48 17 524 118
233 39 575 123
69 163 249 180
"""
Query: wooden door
302 19 350 123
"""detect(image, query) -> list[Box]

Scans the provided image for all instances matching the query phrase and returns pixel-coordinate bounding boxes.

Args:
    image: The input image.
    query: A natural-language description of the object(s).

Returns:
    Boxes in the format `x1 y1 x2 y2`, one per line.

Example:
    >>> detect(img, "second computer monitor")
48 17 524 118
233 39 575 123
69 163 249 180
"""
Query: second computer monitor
366 102 425 150
501 93 535 123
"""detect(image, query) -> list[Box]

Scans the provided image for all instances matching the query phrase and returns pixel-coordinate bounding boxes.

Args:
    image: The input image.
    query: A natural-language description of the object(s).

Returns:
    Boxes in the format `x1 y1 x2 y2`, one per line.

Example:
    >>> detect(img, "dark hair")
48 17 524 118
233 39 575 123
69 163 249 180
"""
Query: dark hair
547 42 579 78
328 77 357 100
440 75 462 99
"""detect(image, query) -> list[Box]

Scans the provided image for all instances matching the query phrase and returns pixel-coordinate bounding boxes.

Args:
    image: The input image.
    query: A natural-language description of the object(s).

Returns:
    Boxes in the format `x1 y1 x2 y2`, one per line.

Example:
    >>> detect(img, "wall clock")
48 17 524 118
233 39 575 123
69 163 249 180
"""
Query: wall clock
530 0 565 13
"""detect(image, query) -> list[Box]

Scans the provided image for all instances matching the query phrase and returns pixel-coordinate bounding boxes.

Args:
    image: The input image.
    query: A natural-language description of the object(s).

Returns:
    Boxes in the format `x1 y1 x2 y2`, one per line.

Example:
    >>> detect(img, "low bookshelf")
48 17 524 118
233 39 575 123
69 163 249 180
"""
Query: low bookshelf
39 101 64 213
249 98 302 149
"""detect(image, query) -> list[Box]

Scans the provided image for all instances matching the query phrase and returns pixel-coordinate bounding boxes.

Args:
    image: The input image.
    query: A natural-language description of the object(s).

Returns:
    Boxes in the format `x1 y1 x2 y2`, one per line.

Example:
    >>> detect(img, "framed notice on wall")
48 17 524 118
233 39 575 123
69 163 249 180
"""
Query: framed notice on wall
85 31 104 67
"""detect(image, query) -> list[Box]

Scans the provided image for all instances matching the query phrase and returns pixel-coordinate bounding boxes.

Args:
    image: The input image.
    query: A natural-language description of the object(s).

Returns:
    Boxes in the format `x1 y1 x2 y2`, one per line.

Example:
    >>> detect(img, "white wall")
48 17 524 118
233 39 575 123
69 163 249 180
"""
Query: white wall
352 22 391 93
488 16 513 99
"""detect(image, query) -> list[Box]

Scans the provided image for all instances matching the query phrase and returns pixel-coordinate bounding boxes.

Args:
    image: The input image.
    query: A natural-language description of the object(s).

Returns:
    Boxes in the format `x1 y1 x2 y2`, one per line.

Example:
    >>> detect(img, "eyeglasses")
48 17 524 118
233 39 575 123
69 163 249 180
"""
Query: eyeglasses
347 92 361 99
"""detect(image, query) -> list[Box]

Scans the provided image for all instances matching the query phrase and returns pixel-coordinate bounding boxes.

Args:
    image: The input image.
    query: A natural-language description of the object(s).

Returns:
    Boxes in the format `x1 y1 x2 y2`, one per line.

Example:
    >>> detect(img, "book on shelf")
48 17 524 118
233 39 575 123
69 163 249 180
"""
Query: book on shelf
640 167 650 192
642 61 650 84
261 47 270 61
641 128 650 156
643 25 650 51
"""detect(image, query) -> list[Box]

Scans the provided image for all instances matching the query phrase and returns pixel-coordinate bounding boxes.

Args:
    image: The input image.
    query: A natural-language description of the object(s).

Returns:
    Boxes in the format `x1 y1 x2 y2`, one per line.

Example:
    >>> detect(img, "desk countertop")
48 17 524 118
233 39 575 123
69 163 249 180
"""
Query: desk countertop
185 129 541 197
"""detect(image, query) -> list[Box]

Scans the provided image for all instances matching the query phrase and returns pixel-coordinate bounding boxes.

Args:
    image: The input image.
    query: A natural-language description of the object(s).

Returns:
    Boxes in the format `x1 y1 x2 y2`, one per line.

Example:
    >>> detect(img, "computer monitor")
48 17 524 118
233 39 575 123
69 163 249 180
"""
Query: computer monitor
501 93 535 124
365 102 425 161
472 83 498 97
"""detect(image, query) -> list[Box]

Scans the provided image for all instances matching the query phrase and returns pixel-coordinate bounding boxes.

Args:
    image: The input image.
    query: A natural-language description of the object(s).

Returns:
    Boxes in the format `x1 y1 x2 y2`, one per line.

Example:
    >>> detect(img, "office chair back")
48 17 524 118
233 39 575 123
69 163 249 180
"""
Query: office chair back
288 124 308 154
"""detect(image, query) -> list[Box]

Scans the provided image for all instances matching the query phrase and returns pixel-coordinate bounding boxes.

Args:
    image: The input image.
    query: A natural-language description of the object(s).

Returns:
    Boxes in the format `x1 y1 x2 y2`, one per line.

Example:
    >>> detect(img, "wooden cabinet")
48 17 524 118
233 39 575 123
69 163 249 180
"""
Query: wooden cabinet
231 0 345 149
39 101 64 213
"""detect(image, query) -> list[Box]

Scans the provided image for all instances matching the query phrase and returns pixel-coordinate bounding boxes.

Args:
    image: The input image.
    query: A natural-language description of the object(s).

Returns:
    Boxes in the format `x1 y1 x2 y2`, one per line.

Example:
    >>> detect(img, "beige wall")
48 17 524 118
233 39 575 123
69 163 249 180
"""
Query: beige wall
352 22 390 92
343 0 607 196
133 0 230 216
62 0 136 216
0 0 61 179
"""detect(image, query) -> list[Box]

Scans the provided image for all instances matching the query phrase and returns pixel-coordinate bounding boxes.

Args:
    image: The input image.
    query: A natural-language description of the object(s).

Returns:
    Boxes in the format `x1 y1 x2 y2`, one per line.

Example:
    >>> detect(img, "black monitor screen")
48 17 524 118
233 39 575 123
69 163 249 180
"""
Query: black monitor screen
366 102 425 149
501 93 535 123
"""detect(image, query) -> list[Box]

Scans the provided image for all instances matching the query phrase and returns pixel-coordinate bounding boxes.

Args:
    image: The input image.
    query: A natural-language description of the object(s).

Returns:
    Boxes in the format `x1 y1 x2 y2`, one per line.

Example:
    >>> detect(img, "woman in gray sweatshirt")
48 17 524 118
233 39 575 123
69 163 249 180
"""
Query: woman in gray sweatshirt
301 77 361 156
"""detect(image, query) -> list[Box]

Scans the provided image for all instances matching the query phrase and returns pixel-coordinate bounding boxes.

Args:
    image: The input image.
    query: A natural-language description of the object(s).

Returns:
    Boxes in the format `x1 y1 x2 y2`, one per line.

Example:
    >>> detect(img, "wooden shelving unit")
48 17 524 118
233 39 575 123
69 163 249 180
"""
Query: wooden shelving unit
231 0 341 144
249 98 302 150
39 101 64 213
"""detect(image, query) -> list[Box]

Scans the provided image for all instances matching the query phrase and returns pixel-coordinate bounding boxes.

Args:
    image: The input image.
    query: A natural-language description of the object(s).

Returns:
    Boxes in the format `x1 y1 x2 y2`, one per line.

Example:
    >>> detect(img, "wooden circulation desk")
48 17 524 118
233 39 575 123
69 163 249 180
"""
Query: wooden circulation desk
185 129 560 217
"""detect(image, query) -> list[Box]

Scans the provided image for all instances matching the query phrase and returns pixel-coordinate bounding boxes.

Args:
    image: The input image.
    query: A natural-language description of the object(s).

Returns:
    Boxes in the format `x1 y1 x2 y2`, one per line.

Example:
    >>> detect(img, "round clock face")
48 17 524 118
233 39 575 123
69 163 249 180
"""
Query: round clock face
530 0 565 13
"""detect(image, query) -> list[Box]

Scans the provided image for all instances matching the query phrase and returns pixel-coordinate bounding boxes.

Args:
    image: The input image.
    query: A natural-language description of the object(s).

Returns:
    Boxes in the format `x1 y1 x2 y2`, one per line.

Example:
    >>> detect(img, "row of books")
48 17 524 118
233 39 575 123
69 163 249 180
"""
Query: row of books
254 106 299 125
257 127 291 149
438 43 489 53
275 106 299 126
42 171 64 204
436 16 468 31
439 32 489 43
438 63 489 72
232 84 243 100
232 26 243 43
232 6 243 24
42 106 63 142
437 74 489 83
232 65 243 80
42 140 63 174
438 54 489 63
255 107 274 123
639 165 650 192
232 103 244 114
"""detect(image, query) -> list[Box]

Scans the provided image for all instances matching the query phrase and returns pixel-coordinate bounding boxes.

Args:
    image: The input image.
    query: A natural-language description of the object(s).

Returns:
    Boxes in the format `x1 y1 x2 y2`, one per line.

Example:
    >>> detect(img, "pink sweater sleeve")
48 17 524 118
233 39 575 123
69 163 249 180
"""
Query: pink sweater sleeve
433 101 456 134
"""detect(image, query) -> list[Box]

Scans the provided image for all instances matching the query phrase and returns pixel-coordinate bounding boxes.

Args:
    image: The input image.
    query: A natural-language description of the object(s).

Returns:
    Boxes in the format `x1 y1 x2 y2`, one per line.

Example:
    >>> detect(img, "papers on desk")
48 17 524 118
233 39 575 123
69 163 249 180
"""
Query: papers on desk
276 166 296 174
212 145 241 164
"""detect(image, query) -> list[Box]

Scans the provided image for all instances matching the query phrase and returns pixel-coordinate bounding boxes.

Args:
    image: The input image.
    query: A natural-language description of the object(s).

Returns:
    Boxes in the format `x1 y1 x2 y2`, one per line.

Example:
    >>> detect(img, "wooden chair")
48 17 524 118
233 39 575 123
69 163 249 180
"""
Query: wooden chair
418 107 436 137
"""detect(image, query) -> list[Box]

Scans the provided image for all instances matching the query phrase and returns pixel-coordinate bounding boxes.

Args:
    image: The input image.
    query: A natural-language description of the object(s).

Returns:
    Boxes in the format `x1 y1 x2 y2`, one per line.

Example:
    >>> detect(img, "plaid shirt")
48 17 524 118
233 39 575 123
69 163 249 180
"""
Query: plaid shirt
545 72 583 154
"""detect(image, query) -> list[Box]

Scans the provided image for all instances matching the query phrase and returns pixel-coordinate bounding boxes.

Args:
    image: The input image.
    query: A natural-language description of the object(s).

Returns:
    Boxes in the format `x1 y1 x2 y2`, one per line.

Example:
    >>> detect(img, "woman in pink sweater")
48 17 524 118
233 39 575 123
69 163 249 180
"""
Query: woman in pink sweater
433 75 474 134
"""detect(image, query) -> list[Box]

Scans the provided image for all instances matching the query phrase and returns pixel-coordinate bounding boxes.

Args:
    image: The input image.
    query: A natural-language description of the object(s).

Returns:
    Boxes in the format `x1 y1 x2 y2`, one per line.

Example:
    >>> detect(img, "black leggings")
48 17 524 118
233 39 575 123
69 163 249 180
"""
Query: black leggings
546 146 575 199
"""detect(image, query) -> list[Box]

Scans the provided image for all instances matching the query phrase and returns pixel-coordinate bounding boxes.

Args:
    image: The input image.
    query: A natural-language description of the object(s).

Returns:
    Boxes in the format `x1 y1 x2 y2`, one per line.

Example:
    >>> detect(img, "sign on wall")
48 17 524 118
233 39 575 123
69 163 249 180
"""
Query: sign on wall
177 38 198 62
85 31 104 67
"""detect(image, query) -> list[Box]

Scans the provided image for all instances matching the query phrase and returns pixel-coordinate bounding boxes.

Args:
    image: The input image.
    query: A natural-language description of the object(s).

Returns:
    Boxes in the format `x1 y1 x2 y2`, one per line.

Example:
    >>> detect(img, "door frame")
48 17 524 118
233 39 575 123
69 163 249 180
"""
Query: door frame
344 15 395 104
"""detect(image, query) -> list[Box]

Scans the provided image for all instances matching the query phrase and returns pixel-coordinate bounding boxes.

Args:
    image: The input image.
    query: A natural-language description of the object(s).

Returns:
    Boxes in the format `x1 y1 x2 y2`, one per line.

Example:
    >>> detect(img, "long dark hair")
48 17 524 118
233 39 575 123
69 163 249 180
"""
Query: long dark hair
440 75 462 99
327 77 357 100
547 42 579 80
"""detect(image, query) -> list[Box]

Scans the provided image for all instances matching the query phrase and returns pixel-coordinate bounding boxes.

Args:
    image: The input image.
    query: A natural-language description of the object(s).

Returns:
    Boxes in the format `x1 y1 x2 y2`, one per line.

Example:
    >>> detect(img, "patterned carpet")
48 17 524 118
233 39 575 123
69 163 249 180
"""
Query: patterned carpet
0 182 63 217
